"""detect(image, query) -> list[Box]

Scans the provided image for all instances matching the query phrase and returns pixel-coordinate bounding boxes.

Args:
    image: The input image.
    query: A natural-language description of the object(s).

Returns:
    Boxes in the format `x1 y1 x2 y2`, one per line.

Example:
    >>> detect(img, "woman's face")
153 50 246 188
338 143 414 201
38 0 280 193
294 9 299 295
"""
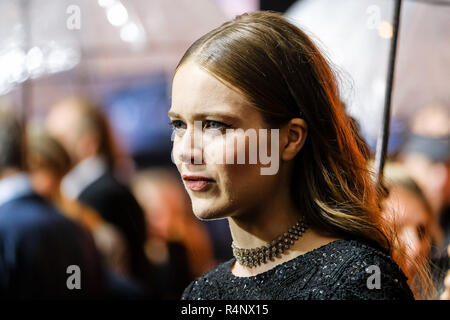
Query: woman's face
169 61 283 220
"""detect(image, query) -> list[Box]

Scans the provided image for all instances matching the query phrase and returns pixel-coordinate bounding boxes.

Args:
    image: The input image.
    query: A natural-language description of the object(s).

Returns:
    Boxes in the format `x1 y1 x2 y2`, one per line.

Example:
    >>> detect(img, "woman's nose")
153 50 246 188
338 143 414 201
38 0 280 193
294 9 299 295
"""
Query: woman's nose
177 125 204 165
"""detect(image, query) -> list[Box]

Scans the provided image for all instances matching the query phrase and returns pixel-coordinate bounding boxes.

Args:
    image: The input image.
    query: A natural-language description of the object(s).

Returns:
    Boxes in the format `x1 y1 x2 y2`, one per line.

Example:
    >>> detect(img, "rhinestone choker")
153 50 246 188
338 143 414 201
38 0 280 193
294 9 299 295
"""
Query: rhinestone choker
231 218 308 268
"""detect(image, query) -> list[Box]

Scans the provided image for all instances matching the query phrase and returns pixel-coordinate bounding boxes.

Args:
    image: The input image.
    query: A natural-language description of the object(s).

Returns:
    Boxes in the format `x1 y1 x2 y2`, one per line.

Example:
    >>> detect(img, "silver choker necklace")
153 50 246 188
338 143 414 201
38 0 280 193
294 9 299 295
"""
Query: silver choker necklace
231 218 308 268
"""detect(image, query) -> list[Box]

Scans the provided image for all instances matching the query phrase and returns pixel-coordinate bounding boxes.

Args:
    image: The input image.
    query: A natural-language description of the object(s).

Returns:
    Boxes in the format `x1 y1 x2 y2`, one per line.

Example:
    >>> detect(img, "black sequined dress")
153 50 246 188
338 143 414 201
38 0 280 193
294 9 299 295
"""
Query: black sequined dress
182 239 414 300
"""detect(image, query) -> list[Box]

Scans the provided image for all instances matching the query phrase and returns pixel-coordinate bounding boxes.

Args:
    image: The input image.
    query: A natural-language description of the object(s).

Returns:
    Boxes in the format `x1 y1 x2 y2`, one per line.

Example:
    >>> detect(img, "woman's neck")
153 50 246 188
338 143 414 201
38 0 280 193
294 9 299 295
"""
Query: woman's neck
227 179 303 276
227 182 341 277
228 192 301 249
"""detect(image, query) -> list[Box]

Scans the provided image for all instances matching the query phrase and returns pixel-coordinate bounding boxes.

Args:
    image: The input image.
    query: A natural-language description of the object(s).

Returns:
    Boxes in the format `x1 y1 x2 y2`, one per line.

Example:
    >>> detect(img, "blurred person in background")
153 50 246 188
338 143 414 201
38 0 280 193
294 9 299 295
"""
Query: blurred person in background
0 107 106 298
381 162 435 296
201 219 233 264
400 105 449 244
45 96 156 295
132 168 215 299
398 105 450 296
27 128 128 276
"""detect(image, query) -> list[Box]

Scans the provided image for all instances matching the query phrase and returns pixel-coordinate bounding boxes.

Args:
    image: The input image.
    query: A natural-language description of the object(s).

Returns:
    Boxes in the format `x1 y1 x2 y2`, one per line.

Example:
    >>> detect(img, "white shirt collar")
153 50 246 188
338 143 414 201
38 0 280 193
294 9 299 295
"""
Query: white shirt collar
0 173 33 208
61 156 107 200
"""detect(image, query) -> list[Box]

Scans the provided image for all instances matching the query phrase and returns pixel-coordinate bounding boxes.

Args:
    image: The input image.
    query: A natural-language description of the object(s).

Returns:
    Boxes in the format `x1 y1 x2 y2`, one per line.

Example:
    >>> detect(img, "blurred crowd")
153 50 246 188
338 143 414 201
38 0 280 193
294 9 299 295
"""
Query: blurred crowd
0 96 229 299
381 105 450 298
0 96 448 299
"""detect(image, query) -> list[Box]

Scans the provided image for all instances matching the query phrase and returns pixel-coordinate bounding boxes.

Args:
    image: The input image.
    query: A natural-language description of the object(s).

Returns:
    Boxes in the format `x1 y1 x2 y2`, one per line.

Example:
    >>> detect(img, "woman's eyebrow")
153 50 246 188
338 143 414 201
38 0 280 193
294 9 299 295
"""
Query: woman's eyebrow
168 111 239 121
168 111 181 118
196 112 239 121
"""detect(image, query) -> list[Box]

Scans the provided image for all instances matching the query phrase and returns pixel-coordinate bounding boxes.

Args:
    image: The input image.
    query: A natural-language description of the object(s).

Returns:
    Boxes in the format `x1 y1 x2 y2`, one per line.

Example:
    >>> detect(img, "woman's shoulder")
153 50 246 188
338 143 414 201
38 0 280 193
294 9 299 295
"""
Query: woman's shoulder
311 238 415 300
181 259 234 300
318 237 391 260
320 238 401 272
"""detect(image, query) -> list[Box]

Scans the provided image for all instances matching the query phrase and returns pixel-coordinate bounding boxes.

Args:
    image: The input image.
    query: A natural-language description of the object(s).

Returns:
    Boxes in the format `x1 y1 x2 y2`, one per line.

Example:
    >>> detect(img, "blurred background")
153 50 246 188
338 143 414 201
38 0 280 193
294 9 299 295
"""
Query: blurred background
0 0 448 299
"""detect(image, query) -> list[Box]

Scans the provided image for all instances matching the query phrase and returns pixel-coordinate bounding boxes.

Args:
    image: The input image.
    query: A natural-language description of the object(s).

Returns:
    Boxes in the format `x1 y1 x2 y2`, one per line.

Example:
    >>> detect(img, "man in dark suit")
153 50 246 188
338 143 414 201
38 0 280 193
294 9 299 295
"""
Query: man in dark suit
0 108 106 298
46 97 155 294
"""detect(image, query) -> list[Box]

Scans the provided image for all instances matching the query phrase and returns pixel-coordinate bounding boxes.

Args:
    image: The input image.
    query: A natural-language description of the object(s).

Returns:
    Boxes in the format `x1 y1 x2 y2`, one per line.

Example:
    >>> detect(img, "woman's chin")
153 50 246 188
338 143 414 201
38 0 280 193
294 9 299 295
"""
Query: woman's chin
192 203 230 221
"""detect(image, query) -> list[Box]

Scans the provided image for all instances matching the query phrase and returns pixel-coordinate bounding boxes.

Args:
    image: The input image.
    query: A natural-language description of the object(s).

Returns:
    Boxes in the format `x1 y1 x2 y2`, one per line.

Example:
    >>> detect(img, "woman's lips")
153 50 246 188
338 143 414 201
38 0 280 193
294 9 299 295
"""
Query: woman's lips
185 180 213 191
182 175 215 191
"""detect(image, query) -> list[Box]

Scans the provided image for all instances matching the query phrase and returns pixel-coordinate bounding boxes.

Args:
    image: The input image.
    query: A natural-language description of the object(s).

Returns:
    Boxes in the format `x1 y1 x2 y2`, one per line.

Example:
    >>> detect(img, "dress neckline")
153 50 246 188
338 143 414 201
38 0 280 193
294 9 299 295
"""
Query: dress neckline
227 239 348 280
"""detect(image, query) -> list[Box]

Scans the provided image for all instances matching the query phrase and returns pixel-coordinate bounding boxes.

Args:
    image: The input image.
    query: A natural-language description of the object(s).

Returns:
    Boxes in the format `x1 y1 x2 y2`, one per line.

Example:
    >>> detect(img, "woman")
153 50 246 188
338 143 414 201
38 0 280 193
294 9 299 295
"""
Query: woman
169 11 416 299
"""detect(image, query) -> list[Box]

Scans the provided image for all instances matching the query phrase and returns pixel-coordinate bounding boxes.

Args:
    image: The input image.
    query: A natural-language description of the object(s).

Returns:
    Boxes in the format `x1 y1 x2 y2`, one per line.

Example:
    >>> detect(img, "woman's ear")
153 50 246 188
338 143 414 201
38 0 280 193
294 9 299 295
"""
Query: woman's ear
281 118 308 161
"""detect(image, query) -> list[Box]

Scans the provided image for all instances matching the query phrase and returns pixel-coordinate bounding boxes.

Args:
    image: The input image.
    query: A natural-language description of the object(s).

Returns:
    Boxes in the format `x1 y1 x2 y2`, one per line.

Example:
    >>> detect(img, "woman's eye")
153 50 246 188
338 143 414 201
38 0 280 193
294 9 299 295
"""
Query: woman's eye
169 120 186 131
204 120 230 131
169 120 230 132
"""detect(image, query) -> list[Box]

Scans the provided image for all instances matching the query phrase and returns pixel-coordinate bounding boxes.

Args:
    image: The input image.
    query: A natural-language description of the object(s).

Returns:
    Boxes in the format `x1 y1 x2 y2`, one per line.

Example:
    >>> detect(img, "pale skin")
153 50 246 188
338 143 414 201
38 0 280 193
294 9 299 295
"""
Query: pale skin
169 61 341 278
